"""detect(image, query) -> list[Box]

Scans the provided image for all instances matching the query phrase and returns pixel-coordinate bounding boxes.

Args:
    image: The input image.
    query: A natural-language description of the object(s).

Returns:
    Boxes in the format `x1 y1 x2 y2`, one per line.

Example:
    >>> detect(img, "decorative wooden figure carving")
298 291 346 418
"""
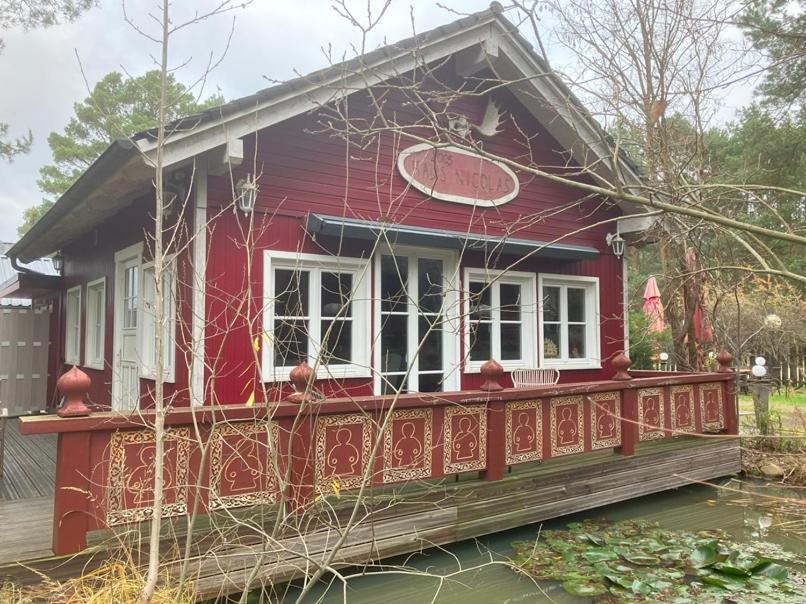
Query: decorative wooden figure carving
287 360 315 404
479 358 504 392
56 366 92 417
716 350 734 373
611 352 632 381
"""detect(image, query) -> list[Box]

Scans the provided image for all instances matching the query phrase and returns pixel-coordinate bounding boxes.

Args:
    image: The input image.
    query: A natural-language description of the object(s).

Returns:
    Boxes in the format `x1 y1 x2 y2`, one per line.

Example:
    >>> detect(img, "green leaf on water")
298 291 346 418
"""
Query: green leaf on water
561 579 607 597
690 544 718 568
752 561 788 582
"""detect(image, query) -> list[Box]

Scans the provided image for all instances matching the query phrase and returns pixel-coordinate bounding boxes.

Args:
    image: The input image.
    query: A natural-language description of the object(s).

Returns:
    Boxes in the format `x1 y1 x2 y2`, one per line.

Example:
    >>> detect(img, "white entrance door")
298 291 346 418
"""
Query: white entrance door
113 244 142 410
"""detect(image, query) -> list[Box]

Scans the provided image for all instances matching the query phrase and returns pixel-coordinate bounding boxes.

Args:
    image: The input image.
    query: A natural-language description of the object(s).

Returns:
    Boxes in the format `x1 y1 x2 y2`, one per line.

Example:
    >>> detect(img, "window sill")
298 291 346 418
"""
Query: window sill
464 361 534 374
262 365 371 383
541 361 602 371
83 362 104 371
64 357 81 366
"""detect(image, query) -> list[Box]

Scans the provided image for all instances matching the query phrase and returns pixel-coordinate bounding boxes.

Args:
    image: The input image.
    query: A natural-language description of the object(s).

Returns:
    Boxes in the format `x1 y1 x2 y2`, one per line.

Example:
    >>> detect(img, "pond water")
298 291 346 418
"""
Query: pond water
273 480 805 604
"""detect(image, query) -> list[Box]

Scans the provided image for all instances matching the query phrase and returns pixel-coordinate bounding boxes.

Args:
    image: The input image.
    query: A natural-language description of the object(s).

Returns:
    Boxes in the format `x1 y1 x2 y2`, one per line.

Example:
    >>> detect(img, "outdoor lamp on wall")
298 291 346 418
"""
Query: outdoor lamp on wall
52 251 64 275
606 231 625 257
754 356 766 367
235 174 258 213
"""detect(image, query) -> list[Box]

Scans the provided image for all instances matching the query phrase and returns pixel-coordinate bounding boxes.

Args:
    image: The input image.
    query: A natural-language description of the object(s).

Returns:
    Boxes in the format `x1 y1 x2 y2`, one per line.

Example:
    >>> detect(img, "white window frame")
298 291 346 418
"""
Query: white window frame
140 257 177 383
463 268 537 373
64 285 82 365
262 251 371 382
372 246 461 395
84 277 106 370
538 273 601 370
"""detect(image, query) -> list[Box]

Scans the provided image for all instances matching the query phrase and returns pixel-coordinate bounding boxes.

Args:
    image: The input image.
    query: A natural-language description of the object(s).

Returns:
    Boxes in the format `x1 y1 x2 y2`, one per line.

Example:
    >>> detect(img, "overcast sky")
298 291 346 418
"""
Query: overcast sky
0 0 755 244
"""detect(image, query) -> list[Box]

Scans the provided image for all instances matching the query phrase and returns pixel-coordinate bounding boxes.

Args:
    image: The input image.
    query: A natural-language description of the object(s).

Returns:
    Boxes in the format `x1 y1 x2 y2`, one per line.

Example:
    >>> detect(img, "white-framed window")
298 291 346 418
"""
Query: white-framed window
464 269 537 372
84 277 106 370
374 247 460 394
64 285 82 365
140 259 176 382
538 274 600 370
263 251 371 382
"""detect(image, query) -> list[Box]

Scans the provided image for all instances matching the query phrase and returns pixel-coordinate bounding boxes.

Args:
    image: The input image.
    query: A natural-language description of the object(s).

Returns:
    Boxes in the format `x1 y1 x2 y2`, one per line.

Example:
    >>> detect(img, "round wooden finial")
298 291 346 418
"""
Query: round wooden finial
287 360 315 404
611 352 632 381
716 350 734 373
479 358 504 392
56 365 92 417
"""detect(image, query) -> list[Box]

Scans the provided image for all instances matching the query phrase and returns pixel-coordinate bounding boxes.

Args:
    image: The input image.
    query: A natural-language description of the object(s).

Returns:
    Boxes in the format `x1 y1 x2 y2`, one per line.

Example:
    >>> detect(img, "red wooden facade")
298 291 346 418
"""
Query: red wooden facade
43 73 627 410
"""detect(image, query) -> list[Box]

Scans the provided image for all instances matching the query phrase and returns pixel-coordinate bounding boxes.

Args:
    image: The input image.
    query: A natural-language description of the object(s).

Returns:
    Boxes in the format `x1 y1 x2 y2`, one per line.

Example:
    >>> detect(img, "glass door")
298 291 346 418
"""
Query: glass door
377 252 454 394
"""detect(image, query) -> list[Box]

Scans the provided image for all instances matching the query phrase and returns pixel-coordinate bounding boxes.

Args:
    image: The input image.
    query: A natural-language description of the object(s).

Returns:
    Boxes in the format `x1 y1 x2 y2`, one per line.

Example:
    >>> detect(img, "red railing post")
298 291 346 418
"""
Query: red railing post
619 387 638 456
717 350 738 434
482 399 506 481
52 431 93 554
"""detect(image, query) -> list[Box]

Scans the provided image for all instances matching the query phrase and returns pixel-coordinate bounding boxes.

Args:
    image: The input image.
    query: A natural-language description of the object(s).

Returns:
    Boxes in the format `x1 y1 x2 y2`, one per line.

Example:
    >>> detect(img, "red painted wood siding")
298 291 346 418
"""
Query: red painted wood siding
59 197 193 408
204 75 625 404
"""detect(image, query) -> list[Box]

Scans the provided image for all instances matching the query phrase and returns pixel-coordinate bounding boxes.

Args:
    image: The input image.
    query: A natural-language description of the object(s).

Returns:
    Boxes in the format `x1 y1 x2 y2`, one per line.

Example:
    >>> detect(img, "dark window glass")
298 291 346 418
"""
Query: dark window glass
382 373 407 395
275 269 309 316
418 258 443 314
418 373 443 393
568 324 586 359
568 288 585 323
469 281 491 320
500 283 522 321
418 316 442 371
470 322 491 361
543 286 560 322
381 255 408 312
501 323 522 360
321 272 352 318
320 319 351 365
543 323 561 359
273 318 308 366
381 315 407 372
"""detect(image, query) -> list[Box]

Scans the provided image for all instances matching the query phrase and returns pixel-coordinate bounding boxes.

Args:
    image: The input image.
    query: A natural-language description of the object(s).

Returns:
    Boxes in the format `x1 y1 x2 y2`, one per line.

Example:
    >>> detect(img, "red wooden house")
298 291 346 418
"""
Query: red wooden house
1 5 738 586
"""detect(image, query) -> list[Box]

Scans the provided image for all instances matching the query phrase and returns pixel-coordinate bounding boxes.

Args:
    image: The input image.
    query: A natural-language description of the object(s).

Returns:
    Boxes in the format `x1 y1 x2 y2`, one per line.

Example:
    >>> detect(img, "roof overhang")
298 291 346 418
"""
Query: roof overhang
11 6 652 262
307 213 599 261
0 273 62 300
8 140 154 262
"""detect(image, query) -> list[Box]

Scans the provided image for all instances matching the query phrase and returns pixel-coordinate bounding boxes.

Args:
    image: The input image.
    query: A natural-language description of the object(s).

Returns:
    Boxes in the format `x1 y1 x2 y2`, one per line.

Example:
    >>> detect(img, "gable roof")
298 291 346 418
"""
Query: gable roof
10 2 649 263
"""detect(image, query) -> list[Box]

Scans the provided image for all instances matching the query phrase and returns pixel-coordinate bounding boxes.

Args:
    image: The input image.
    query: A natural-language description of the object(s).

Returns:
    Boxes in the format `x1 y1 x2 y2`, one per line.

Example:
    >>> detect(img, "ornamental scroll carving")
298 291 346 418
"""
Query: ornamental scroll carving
209 421 280 510
699 383 725 432
638 387 666 441
444 405 487 474
591 392 622 450
106 428 190 526
505 400 543 464
550 396 584 456
382 408 433 483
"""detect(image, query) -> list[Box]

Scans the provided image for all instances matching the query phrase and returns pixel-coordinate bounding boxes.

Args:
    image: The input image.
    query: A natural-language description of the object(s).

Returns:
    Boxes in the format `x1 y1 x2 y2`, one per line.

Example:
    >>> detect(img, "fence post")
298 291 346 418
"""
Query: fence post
483 399 506 481
619 386 638 456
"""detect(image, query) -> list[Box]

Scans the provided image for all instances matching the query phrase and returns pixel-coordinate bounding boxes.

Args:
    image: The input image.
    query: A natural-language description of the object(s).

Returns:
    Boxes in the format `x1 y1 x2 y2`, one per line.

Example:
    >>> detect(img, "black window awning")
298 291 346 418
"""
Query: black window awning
306 214 599 261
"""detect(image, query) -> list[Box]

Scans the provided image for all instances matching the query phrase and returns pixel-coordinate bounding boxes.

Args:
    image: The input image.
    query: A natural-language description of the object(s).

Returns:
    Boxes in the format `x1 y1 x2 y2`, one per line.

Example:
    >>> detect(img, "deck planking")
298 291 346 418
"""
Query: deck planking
0 436 742 601
0 419 56 500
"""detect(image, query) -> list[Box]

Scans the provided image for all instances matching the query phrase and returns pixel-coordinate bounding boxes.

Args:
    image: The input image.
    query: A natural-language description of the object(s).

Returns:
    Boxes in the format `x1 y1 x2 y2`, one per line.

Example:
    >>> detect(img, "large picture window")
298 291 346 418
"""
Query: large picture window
538 274 600 369
263 252 370 381
464 269 537 372
64 285 82 364
84 277 106 370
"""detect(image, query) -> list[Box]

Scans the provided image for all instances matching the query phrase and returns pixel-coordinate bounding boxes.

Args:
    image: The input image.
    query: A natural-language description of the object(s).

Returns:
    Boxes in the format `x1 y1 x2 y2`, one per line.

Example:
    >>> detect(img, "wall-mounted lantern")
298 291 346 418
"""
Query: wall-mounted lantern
235 174 258 213
606 230 625 257
52 251 64 275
